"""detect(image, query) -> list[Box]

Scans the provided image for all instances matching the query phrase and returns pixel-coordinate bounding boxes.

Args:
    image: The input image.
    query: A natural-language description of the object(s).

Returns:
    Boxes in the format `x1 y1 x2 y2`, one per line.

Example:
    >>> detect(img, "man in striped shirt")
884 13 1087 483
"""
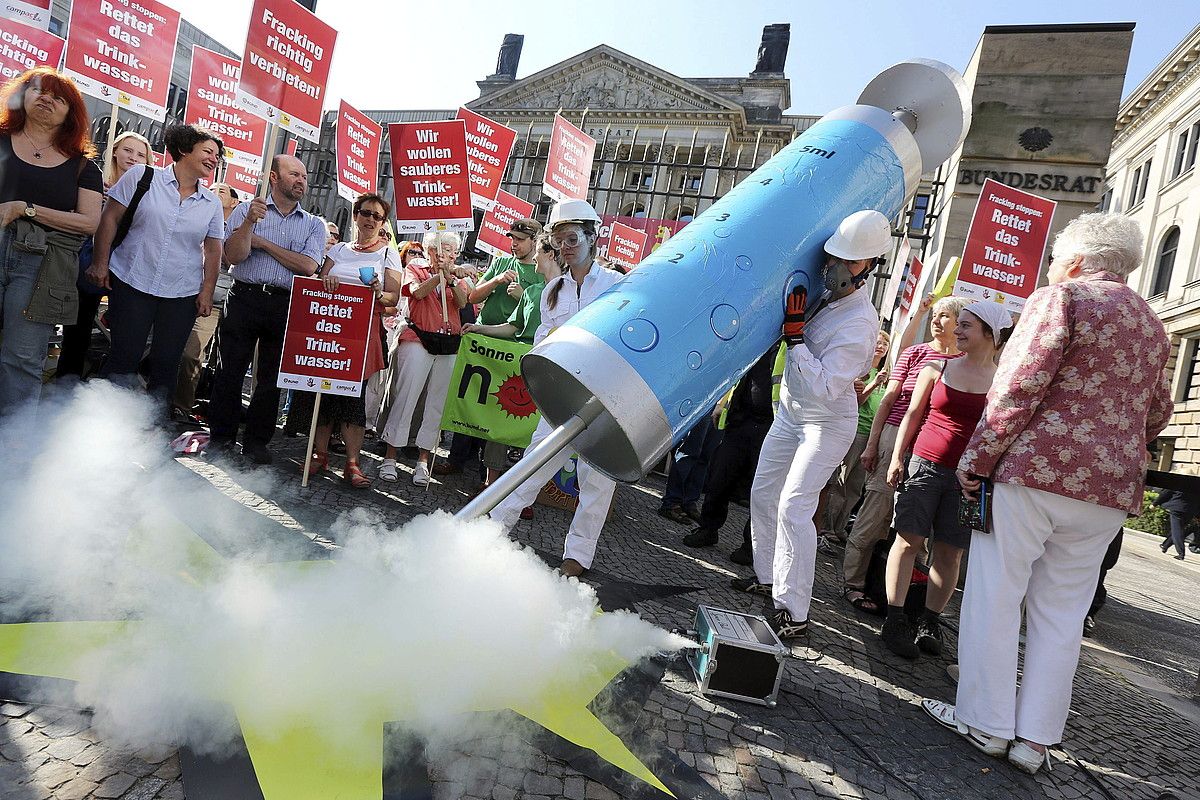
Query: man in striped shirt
206 155 327 465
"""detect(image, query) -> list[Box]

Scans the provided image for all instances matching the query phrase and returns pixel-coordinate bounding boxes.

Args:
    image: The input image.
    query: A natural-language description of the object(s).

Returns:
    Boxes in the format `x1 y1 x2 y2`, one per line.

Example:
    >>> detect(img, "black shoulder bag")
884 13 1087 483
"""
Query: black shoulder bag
111 166 156 251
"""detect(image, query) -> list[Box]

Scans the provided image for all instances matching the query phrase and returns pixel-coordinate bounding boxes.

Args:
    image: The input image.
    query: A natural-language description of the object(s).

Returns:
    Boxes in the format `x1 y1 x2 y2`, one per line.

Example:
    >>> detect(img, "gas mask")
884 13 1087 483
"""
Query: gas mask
823 258 875 299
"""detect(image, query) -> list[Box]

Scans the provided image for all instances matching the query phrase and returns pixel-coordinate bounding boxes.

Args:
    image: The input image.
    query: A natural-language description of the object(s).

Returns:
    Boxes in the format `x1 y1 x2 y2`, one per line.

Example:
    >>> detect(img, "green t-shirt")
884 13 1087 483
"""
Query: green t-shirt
506 282 546 343
857 367 886 437
477 255 543 325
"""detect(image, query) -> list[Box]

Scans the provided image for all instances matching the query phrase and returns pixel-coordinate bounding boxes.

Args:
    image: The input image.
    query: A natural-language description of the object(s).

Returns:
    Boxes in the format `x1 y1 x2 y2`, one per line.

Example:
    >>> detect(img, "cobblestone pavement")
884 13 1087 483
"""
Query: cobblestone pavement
2 432 1197 799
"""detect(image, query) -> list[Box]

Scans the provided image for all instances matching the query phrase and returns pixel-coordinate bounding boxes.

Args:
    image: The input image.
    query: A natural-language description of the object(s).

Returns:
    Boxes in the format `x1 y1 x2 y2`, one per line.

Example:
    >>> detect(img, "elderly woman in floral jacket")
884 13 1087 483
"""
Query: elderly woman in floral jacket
920 213 1173 774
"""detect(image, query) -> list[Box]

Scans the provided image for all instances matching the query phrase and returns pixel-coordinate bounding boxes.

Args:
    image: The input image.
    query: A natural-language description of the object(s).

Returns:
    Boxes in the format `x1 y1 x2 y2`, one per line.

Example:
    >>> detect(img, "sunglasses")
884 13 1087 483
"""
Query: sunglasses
357 209 385 221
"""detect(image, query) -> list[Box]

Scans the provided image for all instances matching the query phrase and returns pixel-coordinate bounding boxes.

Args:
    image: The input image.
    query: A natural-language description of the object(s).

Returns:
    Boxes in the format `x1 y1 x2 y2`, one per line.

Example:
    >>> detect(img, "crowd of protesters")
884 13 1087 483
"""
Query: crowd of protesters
0 66 1185 778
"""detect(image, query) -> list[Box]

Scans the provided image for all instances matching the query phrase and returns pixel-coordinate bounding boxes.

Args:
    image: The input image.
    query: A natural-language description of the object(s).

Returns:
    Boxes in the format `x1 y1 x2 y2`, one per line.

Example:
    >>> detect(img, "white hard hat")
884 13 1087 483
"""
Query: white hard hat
824 210 893 261
548 198 602 230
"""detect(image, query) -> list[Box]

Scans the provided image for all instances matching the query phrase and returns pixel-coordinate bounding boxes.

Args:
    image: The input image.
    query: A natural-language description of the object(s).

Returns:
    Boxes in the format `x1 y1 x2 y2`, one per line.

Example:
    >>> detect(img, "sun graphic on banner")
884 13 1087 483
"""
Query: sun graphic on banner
492 374 538 418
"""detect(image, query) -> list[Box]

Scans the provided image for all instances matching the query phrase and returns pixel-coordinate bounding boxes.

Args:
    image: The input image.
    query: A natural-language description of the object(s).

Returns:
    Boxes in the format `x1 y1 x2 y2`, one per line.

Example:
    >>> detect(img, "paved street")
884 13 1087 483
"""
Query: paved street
2 433 1197 800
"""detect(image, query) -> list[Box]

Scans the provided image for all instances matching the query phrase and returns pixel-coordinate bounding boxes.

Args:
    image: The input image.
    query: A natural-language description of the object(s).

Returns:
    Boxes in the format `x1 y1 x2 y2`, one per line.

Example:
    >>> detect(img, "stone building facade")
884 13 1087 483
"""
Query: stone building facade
1105 23 1200 473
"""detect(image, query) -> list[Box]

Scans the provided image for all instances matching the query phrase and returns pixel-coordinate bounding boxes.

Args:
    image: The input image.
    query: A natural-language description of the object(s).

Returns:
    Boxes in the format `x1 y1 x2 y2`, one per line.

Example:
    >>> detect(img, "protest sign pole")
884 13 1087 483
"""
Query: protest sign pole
300 391 322 488
104 103 118 160
257 123 281 201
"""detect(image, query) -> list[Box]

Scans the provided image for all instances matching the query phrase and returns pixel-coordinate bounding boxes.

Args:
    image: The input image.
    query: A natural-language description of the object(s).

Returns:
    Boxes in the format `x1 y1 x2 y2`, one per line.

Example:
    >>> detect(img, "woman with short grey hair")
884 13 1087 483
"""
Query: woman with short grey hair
922 213 1173 774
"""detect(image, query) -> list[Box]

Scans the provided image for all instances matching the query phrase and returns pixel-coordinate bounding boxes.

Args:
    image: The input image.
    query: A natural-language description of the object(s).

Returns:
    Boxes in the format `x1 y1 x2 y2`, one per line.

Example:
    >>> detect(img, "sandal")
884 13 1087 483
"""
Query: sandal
306 451 329 478
921 699 1010 757
344 461 370 489
843 587 880 614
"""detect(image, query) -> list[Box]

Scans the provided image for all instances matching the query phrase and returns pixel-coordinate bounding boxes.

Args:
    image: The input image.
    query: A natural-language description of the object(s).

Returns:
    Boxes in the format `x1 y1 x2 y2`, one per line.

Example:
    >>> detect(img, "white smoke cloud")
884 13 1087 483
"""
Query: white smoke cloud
0 385 689 762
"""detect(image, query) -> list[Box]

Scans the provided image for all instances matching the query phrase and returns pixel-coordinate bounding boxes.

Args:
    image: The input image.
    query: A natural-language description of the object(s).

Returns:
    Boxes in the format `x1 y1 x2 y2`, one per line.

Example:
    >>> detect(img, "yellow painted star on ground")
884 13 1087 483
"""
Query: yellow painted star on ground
0 518 673 799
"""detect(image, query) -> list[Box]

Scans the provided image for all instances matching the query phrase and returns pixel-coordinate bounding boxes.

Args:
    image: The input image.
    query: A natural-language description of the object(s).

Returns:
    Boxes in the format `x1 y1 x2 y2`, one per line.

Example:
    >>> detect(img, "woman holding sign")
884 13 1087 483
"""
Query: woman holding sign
299 193 400 487
0 67 103 415
379 231 470 486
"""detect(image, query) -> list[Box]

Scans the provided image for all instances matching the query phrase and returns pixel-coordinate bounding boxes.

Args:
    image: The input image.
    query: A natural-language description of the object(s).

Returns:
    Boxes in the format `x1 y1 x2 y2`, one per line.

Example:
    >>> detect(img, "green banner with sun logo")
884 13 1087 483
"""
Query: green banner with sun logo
440 333 542 448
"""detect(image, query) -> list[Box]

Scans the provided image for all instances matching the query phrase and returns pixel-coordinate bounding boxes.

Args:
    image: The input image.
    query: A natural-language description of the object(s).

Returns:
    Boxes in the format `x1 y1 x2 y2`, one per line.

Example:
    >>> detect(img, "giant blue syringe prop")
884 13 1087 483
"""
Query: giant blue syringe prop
458 59 970 520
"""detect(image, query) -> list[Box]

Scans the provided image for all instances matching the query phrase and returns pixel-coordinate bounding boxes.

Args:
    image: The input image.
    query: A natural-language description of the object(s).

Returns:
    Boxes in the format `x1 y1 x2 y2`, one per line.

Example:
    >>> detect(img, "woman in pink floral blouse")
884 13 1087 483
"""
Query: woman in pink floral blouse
920 213 1174 774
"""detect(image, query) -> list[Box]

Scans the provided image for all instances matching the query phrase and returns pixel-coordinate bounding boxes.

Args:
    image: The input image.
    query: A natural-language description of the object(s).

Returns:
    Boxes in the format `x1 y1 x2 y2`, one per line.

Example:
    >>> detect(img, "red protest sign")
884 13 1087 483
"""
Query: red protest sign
456 107 516 211
277 277 374 397
0 17 63 82
899 256 924 322
3 0 53 31
63 0 179 120
284 138 297 156
543 114 596 203
225 163 262 197
185 46 267 170
388 120 473 234
335 100 381 202
605 222 647 270
236 0 337 143
476 189 535 258
954 178 1057 312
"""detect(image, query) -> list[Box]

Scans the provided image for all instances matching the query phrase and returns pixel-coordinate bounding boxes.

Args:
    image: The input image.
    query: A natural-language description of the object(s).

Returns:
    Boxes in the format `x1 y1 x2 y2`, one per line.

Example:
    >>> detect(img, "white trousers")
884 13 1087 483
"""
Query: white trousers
490 417 617 569
956 482 1125 744
379 340 454 452
750 406 857 620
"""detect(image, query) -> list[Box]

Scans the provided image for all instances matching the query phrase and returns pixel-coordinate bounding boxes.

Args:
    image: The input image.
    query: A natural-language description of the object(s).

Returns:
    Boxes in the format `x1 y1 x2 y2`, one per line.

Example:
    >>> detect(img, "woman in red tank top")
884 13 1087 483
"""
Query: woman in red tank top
877 302 1014 660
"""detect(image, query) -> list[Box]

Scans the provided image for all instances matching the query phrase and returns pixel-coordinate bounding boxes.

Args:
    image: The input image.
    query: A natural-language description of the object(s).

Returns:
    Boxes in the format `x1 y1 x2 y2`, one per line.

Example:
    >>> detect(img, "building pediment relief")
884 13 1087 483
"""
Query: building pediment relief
471 46 744 115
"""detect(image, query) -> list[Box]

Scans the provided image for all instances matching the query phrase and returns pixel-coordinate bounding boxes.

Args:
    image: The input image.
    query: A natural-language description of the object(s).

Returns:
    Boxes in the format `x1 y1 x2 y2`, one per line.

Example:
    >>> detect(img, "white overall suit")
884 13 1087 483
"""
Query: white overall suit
749 288 879 621
489 261 623 569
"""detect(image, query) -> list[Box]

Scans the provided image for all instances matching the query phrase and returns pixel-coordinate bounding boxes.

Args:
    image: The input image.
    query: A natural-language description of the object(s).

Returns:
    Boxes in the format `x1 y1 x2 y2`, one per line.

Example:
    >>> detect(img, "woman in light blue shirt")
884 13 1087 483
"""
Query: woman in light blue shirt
87 123 224 412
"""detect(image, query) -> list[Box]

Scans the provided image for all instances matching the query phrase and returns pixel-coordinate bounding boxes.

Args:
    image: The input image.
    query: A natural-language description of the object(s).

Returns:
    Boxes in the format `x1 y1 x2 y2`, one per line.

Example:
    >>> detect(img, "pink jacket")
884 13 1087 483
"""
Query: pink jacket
959 271 1173 514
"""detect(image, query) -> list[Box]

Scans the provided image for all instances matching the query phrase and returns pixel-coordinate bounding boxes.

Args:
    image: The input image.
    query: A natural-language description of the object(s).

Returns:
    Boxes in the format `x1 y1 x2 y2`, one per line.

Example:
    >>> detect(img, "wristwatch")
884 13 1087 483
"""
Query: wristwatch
23 203 35 219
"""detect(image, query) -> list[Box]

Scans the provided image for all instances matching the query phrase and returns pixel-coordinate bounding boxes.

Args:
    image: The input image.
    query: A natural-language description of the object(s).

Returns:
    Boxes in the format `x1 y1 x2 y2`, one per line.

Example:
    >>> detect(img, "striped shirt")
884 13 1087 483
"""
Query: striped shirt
107 165 223 298
226 195 326 289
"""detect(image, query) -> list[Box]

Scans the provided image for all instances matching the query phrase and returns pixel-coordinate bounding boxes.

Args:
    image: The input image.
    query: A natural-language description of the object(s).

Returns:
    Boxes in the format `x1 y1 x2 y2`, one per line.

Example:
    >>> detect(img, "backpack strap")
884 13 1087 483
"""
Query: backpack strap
111 165 156 251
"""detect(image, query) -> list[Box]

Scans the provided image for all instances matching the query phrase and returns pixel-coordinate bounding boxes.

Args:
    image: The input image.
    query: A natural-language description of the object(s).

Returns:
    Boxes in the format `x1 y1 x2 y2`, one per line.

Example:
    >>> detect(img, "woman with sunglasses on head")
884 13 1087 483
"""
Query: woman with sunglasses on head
56 130 153 382
298 193 400 487
486 199 625 578
0 67 103 414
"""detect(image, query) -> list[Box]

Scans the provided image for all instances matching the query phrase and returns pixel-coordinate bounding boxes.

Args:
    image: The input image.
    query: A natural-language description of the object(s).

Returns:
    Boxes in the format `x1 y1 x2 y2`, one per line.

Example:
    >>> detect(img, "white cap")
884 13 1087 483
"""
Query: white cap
963 301 1014 346
824 210 892 261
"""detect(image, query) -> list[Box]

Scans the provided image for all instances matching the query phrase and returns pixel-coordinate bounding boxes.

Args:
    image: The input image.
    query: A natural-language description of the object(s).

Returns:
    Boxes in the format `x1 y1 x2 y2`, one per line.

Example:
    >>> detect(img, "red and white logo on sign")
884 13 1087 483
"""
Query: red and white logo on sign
543 114 596 203
277 277 374 397
185 47 267 170
335 100 381 203
389 120 474 234
0 16 63 81
476 190 535 258
63 0 179 120
456 107 516 211
236 0 337 143
605 222 647 270
954 178 1057 312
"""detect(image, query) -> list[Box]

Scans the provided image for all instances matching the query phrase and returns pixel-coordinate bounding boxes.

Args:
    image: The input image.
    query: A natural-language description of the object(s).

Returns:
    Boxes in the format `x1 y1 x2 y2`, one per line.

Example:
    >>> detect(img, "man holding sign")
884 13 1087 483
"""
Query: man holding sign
207 155 326 465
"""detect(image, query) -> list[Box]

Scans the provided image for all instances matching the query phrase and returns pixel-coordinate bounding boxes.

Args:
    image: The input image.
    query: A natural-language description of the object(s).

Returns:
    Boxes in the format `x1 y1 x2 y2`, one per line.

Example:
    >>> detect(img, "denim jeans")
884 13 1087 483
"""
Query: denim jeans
0 229 54 416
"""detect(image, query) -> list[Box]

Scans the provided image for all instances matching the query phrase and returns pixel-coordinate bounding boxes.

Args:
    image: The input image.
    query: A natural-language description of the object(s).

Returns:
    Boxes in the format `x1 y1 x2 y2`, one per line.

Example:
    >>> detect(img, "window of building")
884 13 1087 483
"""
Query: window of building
1129 157 1153 208
1151 226 1180 297
621 203 646 218
678 173 702 191
1175 337 1200 403
671 206 696 223
626 172 653 189
1171 120 1200 180
908 194 931 231
1096 186 1114 212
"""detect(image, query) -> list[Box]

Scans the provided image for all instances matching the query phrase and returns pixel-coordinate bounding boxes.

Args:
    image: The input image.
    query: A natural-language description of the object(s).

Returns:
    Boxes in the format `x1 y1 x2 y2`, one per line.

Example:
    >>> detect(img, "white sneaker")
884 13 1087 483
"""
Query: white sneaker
378 459 398 482
412 462 430 487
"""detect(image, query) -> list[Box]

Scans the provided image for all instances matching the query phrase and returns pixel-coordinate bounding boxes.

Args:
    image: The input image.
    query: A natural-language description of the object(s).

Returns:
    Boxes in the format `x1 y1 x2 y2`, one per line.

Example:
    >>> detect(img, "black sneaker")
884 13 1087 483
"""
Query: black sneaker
769 609 808 640
915 615 944 655
1190 545 1200 554
682 527 718 548
730 576 772 596
881 614 920 660
657 505 692 525
729 544 753 566
682 503 702 523
242 443 273 465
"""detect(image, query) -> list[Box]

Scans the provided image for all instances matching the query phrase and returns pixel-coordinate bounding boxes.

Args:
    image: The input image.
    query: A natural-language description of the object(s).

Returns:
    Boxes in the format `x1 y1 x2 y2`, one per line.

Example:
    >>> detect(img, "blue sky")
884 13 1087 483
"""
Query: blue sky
168 0 1197 115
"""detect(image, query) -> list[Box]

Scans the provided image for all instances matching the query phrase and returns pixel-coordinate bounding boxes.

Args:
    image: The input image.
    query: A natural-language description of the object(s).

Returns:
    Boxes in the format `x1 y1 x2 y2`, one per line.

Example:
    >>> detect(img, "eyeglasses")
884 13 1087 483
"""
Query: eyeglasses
551 233 585 248
357 209 385 221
